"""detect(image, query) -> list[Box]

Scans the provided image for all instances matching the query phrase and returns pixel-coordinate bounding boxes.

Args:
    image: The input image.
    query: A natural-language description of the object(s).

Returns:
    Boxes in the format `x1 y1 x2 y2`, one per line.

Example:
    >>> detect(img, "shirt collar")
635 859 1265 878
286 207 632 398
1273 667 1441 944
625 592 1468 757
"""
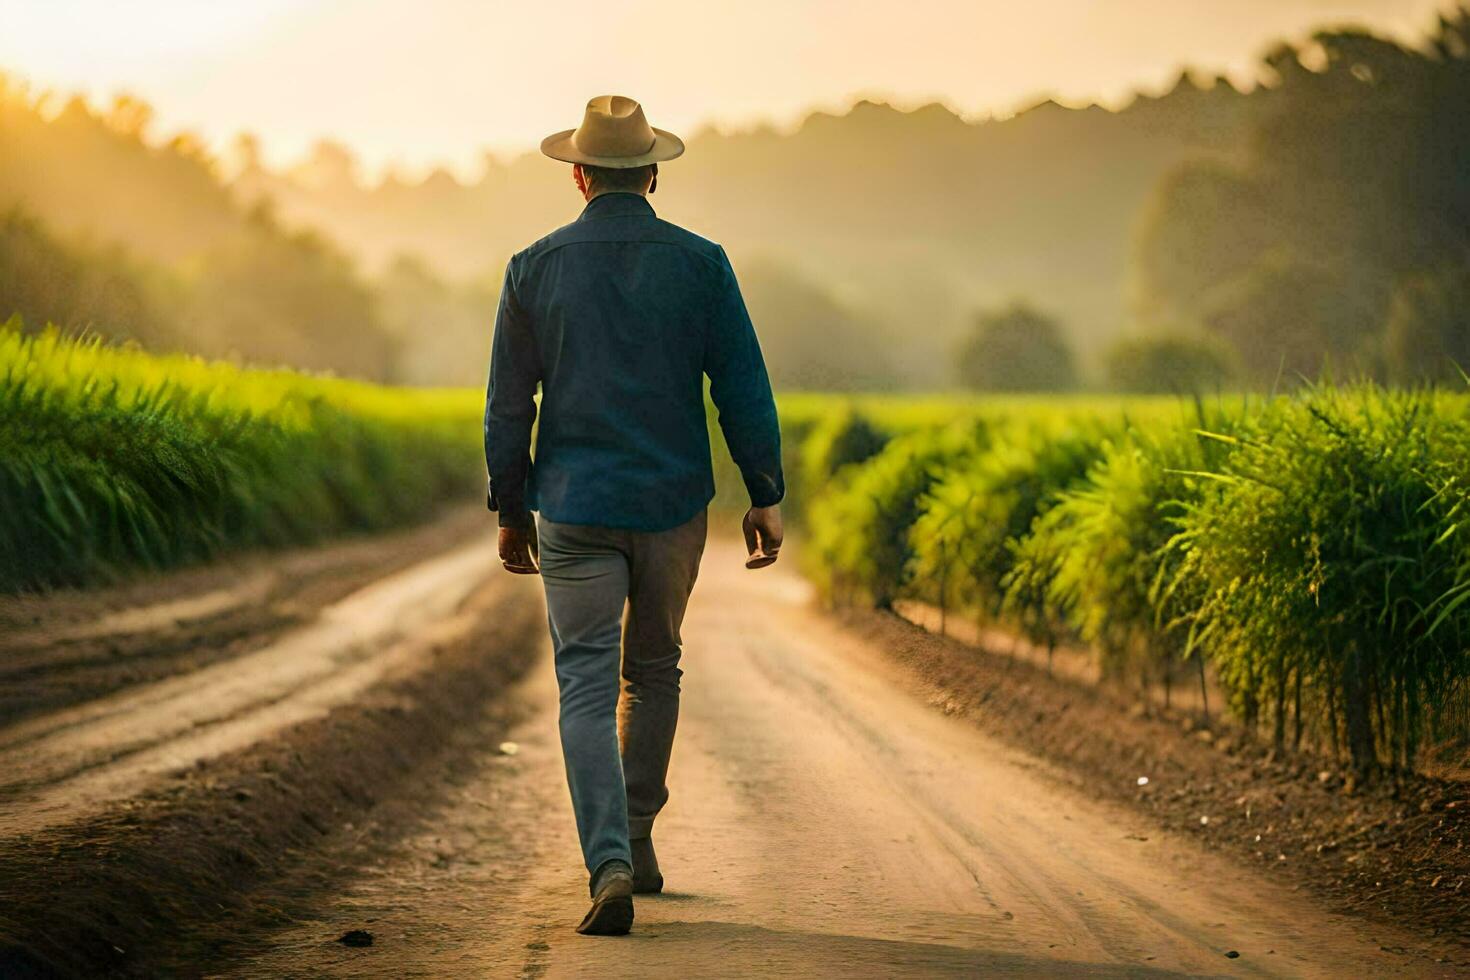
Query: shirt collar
578 192 656 221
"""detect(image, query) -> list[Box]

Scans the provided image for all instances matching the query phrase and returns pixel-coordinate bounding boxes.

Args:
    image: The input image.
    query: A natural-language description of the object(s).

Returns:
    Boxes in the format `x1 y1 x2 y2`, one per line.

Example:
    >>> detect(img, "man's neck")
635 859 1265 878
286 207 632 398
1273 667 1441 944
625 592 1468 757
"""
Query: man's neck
585 189 648 203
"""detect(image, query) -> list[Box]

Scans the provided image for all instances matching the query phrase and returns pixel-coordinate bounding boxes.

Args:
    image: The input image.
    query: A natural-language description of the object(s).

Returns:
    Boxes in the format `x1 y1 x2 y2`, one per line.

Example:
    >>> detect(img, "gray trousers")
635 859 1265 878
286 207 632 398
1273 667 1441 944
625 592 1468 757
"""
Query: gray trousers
537 510 706 877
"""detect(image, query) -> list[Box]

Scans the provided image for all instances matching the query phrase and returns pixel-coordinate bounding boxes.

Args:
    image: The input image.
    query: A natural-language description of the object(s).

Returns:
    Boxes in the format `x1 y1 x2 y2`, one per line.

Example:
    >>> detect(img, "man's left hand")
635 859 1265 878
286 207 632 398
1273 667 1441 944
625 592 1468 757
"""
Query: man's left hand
499 524 540 574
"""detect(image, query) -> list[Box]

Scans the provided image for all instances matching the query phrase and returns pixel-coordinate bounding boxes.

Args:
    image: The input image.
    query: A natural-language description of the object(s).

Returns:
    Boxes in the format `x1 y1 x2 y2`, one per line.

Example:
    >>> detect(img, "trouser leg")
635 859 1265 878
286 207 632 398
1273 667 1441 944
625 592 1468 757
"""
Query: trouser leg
620 510 707 839
538 518 631 877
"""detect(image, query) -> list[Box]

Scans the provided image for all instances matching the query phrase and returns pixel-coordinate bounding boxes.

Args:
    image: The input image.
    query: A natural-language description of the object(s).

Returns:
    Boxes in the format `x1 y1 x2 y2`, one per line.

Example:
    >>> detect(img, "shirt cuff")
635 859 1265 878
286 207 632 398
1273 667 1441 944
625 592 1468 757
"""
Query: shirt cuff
496 508 534 529
487 482 533 528
744 471 785 509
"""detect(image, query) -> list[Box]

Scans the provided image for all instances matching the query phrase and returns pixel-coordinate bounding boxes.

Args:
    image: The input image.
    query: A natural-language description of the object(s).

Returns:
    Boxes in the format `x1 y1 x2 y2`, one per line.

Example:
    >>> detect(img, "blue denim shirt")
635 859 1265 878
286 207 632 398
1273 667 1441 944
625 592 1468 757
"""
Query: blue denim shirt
484 192 783 531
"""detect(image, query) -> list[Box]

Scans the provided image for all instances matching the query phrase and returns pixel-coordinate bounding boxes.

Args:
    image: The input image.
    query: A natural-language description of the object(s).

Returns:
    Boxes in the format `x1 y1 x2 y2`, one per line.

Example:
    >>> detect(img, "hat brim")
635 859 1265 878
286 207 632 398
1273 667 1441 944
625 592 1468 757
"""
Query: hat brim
539 127 685 168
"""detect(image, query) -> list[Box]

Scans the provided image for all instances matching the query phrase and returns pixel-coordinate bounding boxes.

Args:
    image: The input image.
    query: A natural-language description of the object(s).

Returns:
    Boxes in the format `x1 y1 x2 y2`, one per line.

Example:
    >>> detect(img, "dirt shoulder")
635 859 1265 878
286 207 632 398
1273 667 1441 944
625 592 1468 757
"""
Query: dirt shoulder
0 507 487 727
833 607 1470 961
0 574 543 978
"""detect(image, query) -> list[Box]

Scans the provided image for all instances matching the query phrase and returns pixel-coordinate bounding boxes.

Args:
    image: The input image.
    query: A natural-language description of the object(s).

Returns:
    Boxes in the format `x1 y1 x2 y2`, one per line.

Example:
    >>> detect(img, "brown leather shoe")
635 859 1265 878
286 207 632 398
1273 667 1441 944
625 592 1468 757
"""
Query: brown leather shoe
631 837 663 894
577 860 634 936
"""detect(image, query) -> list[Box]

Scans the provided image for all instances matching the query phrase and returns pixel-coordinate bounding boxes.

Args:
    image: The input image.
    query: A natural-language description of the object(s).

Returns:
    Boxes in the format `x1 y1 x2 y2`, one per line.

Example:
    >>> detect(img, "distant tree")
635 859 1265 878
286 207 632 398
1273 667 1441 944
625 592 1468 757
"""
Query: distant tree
183 206 397 379
376 253 498 386
228 132 264 176
0 79 445 381
0 208 176 345
290 139 361 193
955 303 1076 392
1384 259 1470 384
1131 164 1277 328
1132 10 1470 386
735 257 895 391
103 93 154 139
1198 251 1384 384
1 86 239 263
1104 330 1239 393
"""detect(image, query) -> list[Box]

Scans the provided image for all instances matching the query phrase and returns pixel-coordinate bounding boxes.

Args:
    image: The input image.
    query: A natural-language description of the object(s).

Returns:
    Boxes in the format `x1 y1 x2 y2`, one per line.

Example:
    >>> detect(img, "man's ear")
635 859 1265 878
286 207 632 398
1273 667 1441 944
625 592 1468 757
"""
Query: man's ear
572 164 589 197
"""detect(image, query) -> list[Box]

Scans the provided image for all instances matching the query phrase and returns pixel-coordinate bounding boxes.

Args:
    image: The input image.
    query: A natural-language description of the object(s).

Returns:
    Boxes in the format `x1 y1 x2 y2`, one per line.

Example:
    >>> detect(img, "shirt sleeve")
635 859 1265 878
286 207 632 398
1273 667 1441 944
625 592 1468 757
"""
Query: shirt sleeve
484 258 540 528
704 248 784 508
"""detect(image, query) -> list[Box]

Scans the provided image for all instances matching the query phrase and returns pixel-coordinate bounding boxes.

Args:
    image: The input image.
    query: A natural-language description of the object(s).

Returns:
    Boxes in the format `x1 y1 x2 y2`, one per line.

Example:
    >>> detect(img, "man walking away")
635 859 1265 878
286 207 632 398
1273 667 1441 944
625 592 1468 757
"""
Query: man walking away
483 95 785 936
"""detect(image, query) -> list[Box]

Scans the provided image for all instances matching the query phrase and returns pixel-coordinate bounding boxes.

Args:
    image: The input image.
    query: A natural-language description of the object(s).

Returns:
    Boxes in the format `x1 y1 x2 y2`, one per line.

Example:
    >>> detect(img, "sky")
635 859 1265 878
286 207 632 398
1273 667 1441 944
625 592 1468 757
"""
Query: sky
0 0 1450 178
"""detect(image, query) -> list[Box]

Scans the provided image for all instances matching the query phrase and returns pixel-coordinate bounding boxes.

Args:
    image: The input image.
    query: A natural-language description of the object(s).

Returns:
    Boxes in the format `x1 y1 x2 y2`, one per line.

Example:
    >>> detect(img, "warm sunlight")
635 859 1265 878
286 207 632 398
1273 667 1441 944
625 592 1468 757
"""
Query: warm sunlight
0 0 1444 173
3 1 1468 975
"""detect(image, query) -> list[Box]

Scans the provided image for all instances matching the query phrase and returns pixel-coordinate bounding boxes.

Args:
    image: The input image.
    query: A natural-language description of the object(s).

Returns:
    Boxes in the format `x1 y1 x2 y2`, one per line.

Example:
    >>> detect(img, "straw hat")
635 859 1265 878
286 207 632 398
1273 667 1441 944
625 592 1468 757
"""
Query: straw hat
540 95 685 168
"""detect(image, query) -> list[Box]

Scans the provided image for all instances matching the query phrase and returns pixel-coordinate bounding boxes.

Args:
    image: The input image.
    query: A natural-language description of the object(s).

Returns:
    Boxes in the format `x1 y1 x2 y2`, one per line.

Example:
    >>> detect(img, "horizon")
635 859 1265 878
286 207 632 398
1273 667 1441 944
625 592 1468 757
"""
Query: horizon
0 0 1450 181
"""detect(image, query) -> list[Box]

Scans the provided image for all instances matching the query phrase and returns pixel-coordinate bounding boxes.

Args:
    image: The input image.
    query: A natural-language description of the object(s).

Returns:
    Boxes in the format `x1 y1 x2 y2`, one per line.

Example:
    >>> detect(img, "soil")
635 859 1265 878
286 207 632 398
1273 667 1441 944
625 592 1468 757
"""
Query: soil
216 540 1461 978
837 606 1470 955
0 507 489 727
2 525 1464 977
0 517 544 978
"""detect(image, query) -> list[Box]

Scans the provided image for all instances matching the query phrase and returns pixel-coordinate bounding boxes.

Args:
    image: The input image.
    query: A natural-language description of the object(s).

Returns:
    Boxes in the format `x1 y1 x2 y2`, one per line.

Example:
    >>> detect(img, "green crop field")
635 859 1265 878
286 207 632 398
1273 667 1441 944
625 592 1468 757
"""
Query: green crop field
781 387 1470 779
0 326 482 591
7 328 1468 778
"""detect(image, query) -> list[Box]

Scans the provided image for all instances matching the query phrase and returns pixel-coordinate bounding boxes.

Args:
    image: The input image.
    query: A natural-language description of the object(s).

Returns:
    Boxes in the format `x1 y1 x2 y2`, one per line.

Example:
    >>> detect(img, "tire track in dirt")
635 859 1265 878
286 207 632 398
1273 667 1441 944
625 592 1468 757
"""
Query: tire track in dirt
0 525 544 977
0 542 495 826
0 508 490 728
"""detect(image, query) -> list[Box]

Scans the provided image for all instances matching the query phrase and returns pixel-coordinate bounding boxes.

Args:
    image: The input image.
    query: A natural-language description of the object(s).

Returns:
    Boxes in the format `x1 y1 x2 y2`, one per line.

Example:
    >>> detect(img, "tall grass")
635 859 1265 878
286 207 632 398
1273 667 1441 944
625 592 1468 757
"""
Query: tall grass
1167 388 1470 774
799 386 1470 779
14 327 1462 778
0 327 481 591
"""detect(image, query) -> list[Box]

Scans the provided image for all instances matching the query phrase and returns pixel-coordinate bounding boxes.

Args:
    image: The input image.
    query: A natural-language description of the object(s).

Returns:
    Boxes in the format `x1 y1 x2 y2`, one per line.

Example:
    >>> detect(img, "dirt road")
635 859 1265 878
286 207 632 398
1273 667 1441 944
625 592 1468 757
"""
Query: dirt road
0 537 497 834
222 538 1441 979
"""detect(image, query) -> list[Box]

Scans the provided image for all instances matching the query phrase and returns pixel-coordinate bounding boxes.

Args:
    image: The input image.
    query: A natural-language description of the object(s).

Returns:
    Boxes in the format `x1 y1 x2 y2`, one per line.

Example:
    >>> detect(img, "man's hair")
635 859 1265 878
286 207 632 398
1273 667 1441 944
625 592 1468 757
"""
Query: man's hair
581 163 656 193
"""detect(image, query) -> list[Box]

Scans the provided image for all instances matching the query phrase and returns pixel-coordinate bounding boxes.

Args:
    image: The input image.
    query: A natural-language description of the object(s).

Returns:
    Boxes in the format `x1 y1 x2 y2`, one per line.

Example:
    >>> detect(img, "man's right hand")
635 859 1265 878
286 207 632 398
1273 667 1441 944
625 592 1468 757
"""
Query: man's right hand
499 524 540 575
742 505 783 569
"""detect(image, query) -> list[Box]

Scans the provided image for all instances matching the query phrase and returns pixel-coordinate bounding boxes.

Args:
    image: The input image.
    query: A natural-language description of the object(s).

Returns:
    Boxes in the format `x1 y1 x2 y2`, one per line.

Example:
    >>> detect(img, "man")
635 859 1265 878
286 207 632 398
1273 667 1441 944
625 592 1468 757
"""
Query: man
483 95 784 937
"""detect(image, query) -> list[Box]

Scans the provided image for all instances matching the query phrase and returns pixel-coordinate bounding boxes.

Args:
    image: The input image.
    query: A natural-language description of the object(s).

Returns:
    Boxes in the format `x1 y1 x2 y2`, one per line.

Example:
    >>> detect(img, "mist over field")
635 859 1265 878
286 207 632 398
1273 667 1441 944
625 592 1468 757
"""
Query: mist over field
3 4 1467 392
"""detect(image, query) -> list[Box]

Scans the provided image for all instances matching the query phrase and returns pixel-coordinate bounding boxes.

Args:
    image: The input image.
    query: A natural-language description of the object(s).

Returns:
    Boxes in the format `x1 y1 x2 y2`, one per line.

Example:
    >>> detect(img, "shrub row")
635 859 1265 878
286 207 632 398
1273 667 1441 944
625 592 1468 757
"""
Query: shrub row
0 327 482 591
802 387 1470 778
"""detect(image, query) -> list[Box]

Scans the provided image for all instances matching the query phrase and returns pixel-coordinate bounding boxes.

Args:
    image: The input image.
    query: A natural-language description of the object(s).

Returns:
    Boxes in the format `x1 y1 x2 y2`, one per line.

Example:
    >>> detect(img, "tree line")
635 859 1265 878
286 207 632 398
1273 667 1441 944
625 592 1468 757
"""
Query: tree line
954 8 1469 393
3 7 1466 391
1130 9 1470 389
0 76 495 385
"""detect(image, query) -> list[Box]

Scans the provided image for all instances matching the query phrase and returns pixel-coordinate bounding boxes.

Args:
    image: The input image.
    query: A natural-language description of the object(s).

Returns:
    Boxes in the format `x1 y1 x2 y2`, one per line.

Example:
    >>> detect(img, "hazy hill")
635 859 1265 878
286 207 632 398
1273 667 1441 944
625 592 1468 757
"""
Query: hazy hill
1133 18 1470 384
7 11 1457 391
0 79 399 379
2 62 1269 387
0 87 238 264
0 76 916 387
234 77 1266 384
